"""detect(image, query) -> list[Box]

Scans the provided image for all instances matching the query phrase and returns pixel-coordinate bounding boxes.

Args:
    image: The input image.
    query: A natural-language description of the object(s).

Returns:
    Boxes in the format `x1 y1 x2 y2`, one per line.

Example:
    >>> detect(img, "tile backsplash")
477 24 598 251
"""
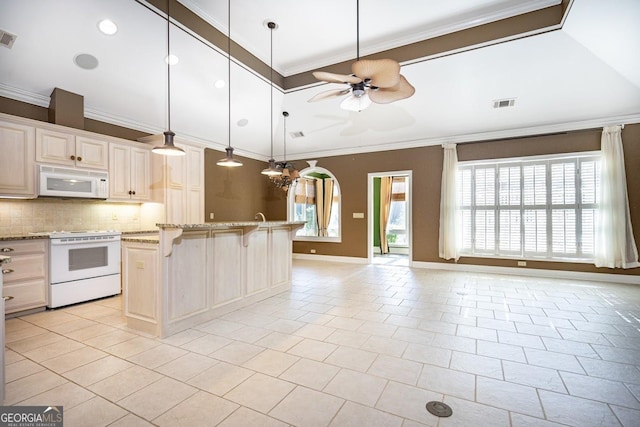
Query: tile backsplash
0 199 164 237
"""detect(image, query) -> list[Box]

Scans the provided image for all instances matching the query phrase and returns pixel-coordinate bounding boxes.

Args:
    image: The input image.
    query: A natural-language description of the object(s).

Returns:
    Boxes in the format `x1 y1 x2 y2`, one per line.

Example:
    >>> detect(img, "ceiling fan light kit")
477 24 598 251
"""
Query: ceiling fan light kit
308 0 415 111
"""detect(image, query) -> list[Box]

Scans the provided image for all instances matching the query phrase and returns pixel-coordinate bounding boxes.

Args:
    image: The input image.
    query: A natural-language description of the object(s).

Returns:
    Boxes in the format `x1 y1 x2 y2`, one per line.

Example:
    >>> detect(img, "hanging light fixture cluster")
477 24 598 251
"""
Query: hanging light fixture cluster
152 0 186 156
216 0 242 167
261 21 282 177
270 111 299 192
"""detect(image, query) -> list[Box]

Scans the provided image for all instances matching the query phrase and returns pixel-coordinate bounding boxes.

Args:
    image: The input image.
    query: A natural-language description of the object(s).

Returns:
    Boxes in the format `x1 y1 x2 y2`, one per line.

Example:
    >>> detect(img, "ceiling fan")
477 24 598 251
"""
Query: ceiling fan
308 0 415 112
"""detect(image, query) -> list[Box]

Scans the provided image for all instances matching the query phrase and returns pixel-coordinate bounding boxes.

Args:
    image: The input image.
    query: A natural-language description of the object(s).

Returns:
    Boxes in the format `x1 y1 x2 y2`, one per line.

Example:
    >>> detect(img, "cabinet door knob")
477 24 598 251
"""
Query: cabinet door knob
2 268 14 274
132 190 136 195
0 247 13 252
70 155 76 160
128 190 133 195
77 156 82 161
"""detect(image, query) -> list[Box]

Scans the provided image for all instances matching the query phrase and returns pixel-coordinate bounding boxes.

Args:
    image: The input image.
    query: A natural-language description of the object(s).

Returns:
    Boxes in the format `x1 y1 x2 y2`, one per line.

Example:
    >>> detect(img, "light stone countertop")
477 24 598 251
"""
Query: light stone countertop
156 221 306 230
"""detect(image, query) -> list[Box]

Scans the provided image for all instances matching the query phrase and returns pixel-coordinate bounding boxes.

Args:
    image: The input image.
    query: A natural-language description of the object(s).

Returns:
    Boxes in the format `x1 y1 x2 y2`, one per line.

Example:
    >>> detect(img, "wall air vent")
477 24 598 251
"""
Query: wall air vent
290 131 305 138
0 29 17 49
493 98 516 109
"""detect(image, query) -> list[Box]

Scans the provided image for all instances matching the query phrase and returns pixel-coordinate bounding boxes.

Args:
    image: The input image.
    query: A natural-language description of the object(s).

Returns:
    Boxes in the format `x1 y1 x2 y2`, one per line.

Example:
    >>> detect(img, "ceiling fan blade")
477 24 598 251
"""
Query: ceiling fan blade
369 75 415 104
308 88 350 102
352 59 400 88
312 71 362 84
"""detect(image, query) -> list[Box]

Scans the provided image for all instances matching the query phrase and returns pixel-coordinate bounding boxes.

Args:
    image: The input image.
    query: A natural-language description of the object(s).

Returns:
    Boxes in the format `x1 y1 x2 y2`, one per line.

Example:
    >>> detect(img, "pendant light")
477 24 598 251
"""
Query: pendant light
270 111 300 192
152 0 186 156
261 21 282 177
216 0 242 167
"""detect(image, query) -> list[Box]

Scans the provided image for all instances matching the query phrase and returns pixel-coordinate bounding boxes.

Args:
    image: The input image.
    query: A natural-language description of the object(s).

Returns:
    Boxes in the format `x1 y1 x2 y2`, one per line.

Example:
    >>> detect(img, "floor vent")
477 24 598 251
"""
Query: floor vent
0 29 17 49
493 98 515 108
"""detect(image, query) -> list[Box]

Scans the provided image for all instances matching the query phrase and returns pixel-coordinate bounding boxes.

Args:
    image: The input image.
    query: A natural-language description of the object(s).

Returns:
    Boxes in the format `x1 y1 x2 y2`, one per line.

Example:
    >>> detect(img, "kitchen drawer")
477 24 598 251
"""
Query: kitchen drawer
0 239 47 256
4 278 47 313
2 253 47 283
1 239 48 314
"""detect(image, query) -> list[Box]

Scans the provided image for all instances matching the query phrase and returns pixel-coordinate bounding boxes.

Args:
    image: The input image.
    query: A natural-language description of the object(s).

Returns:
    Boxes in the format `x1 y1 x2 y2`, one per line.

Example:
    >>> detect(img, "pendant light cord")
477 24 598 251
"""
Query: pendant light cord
269 23 274 160
166 0 171 131
227 0 231 149
356 0 359 61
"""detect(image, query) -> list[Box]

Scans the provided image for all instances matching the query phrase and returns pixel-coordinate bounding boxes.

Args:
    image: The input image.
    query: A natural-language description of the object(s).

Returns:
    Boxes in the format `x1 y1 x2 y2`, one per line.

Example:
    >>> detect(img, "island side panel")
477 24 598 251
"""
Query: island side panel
246 228 269 296
123 242 160 335
167 230 209 322
271 226 293 288
211 230 243 307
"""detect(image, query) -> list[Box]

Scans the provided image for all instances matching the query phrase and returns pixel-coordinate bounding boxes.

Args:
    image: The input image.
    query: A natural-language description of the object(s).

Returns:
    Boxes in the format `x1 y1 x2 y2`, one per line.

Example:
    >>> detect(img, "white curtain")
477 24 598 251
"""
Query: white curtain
439 143 460 261
595 125 639 269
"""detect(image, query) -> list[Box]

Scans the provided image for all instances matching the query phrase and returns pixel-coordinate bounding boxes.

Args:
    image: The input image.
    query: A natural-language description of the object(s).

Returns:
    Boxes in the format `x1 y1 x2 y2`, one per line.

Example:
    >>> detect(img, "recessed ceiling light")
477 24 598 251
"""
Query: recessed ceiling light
98 19 118 35
214 79 225 89
237 118 249 127
165 54 179 65
74 53 99 70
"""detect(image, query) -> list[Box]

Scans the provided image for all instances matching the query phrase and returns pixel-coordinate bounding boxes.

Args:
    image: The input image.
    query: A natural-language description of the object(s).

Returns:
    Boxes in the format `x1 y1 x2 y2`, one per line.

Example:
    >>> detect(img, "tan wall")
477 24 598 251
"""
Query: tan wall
290 125 640 276
203 149 287 222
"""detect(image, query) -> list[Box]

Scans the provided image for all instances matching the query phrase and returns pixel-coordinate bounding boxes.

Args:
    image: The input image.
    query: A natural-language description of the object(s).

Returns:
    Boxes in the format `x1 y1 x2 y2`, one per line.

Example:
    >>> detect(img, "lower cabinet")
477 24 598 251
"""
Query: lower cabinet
122 240 159 335
1 239 48 314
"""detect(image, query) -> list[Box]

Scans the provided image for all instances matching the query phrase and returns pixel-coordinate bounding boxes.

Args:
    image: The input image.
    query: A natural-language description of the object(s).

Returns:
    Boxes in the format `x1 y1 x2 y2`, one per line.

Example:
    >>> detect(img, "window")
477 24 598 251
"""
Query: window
289 167 341 242
459 153 600 261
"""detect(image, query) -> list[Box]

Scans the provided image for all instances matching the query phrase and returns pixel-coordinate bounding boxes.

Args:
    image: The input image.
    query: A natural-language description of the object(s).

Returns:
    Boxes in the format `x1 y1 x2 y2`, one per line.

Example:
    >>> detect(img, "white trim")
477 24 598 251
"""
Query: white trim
291 254 639 285
293 253 367 264
286 114 640 161
411 261 640 285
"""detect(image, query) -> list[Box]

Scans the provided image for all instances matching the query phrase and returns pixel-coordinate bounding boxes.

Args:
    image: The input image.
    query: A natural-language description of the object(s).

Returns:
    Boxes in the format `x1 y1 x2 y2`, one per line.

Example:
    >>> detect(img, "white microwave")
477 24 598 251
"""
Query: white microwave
38 165 109 199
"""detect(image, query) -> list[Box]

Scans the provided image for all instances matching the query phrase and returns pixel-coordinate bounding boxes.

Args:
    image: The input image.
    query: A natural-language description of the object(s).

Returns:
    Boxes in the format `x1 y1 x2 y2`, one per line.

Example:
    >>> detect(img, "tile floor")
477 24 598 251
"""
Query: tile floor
3 260 640 426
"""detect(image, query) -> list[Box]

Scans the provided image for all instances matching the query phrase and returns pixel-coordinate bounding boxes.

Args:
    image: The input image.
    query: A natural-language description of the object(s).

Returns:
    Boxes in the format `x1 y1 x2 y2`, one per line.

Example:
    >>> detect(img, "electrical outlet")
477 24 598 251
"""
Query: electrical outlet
353 212 364 219
209 212 215 220
517 261 527 267
111 212 118 221
310 249 316 254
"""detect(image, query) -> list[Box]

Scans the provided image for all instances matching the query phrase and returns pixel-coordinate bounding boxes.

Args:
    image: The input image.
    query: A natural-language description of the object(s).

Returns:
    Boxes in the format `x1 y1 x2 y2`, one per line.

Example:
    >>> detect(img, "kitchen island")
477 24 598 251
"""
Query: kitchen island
122 221 304 338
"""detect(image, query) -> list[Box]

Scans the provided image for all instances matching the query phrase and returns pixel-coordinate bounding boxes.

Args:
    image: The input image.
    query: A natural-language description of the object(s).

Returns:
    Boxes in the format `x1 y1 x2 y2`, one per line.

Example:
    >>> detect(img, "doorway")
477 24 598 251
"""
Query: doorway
367 171 412 266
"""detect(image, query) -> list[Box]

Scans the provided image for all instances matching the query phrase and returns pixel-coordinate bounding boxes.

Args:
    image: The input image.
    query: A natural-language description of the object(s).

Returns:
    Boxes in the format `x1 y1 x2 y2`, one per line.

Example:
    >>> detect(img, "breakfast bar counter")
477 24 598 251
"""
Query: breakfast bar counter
123 221 304 338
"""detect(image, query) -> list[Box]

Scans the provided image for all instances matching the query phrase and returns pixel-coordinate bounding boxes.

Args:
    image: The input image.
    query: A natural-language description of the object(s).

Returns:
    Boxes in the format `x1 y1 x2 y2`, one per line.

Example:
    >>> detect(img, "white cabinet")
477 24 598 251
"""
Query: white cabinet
109 143 152 201
150 139 204 223
0 120 36 198
36 128 108 170
1 239 48 314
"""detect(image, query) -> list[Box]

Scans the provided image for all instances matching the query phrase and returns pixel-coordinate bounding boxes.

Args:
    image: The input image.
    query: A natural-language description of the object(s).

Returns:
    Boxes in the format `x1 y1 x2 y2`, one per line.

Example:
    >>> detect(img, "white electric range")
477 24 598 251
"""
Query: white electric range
35 230 122 308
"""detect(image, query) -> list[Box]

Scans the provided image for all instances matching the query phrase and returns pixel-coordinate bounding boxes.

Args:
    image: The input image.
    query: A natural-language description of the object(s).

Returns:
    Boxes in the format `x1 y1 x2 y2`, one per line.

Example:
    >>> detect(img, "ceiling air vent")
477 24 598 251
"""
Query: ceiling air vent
493 98 515 109
290 131 305 138
0 29 17 49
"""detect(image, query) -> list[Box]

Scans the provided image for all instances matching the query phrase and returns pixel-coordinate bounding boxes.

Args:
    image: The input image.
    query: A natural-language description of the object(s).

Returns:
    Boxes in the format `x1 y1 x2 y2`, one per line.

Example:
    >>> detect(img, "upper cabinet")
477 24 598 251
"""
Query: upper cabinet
36 128 108 170
109 142 152 201
0 120 36 198
145 136 204 224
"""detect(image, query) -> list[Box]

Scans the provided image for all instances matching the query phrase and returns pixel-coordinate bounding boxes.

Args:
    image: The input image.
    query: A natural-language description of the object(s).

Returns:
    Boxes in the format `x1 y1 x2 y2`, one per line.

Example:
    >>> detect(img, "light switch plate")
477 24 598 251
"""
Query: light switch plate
353 212 364 219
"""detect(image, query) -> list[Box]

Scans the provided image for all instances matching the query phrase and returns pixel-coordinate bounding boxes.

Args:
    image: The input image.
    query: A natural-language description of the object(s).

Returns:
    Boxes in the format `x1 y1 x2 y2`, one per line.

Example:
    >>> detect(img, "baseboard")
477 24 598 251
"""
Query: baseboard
411 261 640 285
293 253 368 264
291 254 640 284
